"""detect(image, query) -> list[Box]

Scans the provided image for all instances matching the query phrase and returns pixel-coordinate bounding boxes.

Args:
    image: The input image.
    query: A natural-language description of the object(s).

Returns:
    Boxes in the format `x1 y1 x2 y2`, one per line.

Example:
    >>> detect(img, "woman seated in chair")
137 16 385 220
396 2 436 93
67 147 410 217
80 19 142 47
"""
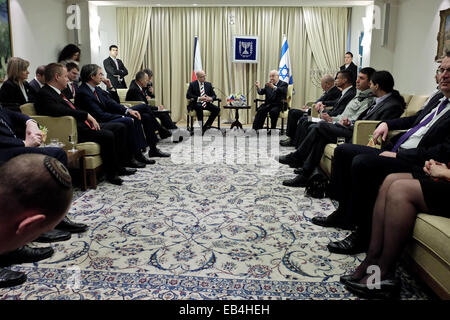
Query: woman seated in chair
342 159 450 299
0 57 35 112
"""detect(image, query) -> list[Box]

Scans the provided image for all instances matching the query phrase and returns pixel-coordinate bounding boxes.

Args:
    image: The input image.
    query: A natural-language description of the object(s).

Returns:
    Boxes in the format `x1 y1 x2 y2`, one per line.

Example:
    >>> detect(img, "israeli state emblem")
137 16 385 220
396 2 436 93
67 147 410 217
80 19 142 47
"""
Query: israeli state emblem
239 41 253 58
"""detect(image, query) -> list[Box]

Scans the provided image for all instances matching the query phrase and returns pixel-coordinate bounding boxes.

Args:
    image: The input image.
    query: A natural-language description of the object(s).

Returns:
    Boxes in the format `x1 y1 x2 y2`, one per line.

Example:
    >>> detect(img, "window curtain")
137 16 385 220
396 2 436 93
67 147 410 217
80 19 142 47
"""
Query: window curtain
117 6 349 123
117 7 152 89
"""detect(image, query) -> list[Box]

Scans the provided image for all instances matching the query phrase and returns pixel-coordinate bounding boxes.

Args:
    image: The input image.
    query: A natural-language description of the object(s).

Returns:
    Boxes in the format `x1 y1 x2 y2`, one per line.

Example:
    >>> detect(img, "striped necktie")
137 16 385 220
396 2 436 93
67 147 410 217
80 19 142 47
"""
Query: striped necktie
200 83 207 108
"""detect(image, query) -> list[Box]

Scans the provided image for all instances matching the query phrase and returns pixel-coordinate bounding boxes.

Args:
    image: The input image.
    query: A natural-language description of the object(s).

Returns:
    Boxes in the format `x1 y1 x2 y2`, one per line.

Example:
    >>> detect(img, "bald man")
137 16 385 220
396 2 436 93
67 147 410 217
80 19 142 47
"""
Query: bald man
0 154 73 287
253 70 288 130
186 70 220 134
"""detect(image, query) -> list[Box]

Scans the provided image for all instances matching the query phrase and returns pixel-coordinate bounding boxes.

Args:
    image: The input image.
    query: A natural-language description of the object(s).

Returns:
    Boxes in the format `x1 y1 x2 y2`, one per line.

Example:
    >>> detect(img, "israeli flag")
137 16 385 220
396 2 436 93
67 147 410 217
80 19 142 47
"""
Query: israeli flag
279 35 293 85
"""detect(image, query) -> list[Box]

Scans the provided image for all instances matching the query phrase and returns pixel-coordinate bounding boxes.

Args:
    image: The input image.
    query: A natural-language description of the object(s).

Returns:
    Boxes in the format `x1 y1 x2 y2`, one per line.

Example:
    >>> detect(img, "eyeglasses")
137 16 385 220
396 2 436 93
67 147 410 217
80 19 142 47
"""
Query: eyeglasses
437 68 450 75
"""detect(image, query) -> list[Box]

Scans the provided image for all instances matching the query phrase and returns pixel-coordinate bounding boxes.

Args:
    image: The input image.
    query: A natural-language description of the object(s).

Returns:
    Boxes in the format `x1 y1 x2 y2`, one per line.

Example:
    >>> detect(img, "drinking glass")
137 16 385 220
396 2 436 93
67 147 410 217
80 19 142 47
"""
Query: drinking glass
337 137 346 145
68 134 76 152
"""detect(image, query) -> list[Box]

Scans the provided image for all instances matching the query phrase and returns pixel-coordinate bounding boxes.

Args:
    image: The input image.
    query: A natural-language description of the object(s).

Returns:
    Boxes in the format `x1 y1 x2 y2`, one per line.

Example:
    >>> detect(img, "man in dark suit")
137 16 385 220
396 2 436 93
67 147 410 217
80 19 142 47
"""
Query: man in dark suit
318 59 450 255
280 69 406 187
281 74 341 147
252 70 288 130
0 103 65 164
186 70 220 133
29 65 46 95
35 63 138 186
340 52 358 87
76 64 169 160
284 70 356 152
103 45 128 89
61 62 80 100
125 71 177 135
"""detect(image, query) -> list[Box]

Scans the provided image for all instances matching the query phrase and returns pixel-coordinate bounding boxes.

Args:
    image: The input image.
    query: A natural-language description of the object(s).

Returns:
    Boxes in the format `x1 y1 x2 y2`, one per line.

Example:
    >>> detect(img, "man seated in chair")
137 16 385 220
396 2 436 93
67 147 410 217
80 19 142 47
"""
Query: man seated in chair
318 54 450 255
61 62 80 99
35 63 139 186
252 70 288 131
186 70 220 134
280 74 341 147
76 64 170 160
0 154 72 288
125 70 176 138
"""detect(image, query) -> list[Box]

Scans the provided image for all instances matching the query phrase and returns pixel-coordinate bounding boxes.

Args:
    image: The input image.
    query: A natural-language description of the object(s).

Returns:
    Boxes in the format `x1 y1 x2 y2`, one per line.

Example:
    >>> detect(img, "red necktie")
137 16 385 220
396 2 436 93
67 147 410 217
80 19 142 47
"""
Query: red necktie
61 93 95 130
93 90 101 103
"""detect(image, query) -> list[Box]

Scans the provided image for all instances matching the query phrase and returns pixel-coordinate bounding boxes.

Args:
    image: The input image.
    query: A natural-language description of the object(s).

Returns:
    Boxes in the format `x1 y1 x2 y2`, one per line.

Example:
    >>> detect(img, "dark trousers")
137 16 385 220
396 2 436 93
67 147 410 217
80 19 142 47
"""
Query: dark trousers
191 102 220 128
290 122 353 174
109 116 147 155
130 104 160 149
252 103 281 130
78 122 127 177
286 109 305 139
331 144 416 238
154 111 177 130
293 118 314 147
0 146 67 166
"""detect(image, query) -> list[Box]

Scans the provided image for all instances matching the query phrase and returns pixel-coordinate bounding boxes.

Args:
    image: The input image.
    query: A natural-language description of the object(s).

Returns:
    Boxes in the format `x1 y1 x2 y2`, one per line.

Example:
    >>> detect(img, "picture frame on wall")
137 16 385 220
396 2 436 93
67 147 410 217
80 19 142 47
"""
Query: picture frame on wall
436 8 450 61
232 35 259 64
0 0 12 81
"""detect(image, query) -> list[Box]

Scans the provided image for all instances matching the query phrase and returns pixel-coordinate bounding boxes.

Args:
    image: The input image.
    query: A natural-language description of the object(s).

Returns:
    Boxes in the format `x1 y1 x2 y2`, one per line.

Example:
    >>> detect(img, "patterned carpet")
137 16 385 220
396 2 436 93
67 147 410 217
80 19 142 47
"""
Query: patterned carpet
0 130 431 300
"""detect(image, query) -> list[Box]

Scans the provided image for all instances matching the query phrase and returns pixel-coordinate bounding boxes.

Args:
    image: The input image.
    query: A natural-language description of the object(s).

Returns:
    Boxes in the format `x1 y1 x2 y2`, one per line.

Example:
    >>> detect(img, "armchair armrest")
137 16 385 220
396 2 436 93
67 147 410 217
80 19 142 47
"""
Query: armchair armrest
352 120 380 147
31 115 77 146
123 101 143 107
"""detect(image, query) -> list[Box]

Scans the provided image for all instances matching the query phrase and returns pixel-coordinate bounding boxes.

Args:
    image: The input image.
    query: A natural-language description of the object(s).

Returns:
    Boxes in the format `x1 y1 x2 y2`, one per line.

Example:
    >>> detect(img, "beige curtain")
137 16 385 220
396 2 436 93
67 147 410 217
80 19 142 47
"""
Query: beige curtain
117 6 349 123
303 7 349 82
117 7 152 88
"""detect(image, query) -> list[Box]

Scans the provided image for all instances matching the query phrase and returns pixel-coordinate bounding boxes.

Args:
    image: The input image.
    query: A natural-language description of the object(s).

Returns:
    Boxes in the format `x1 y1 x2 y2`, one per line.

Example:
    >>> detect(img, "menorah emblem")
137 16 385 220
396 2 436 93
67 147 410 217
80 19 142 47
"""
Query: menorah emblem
240 41 252 57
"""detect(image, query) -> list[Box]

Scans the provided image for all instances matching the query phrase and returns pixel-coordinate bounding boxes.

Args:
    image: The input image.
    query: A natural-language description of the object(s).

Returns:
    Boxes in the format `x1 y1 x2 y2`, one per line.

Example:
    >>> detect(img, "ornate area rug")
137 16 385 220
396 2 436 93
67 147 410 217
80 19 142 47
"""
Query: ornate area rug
0 131 431 300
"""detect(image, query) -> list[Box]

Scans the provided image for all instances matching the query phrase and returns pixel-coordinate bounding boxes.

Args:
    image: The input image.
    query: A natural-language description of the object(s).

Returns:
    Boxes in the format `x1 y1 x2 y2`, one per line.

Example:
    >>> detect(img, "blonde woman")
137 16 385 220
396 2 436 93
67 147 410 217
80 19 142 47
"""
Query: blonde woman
0 57 35 112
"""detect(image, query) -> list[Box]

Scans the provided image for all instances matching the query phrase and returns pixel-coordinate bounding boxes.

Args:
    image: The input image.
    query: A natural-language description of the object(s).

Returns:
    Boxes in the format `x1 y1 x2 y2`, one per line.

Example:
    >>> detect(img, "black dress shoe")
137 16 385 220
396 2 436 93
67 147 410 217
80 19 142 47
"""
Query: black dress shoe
275 154 301 168
345 278 400 299
0 245 54 267
117 167 137 176
327 231 368 255
0 268 27 288
135 154 156 165
293 168 304 175
282 174 309 187
106 174 123 185
311 209 351 229
148 148 171 158
56 216 88 234
159 129 172 140
35 229 72 243
126 158 146 168
280 138 293 147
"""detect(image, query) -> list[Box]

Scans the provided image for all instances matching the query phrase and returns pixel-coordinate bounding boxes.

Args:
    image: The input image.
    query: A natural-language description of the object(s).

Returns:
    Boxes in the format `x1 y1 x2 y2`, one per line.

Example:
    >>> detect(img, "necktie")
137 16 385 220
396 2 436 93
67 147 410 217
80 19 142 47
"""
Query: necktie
391 98 449 152
93 89 101 103
200 83 207 108
0 116 16 138
61 93 95 130
71 83 76 97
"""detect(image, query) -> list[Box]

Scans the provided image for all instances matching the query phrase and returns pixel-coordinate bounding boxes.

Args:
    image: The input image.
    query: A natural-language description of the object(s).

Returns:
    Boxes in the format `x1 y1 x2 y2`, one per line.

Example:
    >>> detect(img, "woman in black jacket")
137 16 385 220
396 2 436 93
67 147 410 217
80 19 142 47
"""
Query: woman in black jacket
0 57 35 112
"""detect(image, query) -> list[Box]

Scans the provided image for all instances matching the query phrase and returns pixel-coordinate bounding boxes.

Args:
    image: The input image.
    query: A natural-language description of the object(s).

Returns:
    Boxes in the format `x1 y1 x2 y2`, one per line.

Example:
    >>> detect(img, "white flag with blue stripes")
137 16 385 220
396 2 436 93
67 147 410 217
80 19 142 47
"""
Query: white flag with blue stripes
279 35 293 85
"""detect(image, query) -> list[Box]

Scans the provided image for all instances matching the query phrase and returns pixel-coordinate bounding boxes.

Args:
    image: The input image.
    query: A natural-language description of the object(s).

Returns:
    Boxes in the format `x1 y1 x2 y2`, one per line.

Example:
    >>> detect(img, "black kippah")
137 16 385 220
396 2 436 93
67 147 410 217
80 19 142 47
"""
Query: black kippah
44 156 72 188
